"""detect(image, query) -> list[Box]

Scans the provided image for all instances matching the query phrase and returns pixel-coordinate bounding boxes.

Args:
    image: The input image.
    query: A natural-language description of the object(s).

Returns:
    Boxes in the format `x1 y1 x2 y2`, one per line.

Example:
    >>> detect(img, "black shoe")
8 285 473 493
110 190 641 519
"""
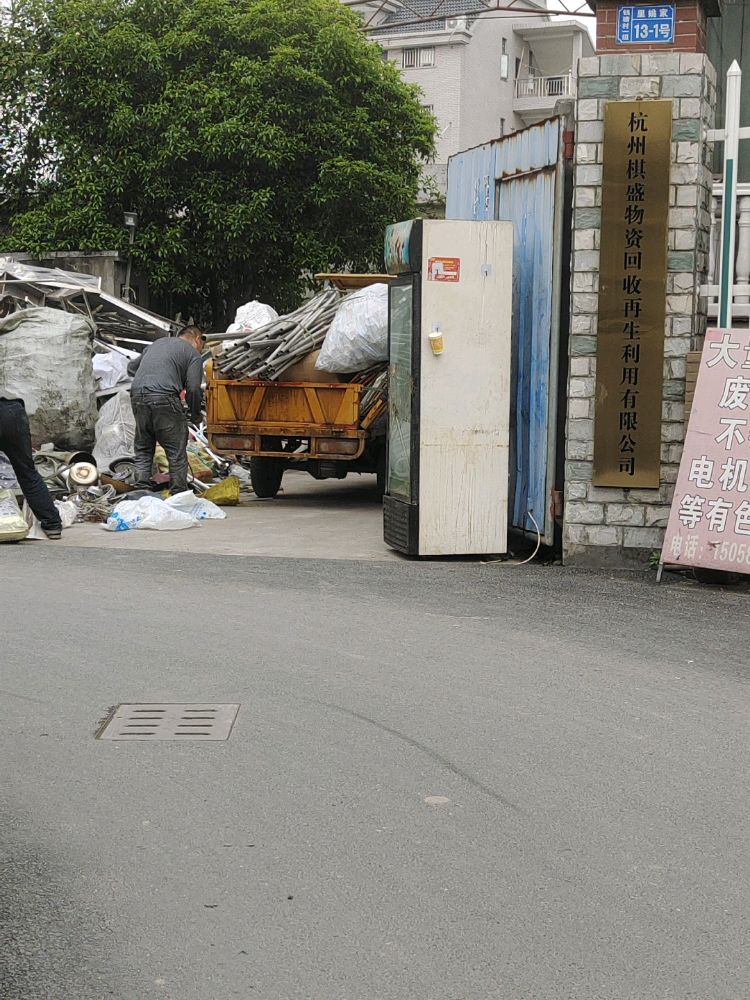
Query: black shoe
44 527 62 540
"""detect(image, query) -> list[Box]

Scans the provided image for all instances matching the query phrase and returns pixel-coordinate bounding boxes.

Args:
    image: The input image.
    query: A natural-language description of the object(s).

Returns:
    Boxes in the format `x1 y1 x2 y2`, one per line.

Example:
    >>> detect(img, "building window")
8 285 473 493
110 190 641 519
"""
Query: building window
515 57 521 80
423 104 434 114
500 118 506 136
501 38 509 79
403 47 435 69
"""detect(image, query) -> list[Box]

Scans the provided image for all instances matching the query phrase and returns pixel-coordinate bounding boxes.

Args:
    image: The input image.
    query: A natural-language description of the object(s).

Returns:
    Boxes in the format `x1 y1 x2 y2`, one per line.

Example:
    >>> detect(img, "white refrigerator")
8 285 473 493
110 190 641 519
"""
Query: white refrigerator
383 219 513 556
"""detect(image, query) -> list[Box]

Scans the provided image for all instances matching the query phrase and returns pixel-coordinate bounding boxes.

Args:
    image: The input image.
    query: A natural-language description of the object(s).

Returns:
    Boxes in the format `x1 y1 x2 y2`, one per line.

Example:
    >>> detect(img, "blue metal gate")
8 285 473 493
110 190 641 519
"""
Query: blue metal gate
446 119 567 544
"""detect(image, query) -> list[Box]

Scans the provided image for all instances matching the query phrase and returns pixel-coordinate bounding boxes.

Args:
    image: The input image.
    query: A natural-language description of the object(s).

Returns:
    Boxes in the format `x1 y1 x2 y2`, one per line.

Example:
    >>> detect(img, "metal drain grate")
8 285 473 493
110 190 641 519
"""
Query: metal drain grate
97 704 239 741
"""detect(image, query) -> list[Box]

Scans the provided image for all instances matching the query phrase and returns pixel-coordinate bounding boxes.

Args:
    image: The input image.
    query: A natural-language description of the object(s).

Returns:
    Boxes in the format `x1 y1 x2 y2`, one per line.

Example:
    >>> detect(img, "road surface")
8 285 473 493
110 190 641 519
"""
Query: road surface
1 544 748 999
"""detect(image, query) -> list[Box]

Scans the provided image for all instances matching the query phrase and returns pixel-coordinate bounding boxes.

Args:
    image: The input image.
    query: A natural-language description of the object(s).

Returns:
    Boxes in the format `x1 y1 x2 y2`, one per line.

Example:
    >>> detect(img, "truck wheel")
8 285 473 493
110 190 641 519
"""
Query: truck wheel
376 446 386 498
250 457 284 498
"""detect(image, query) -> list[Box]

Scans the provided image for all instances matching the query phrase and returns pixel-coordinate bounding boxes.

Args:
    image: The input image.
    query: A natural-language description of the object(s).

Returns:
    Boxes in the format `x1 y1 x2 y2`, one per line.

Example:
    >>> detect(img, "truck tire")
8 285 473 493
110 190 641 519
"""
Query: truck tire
250 457 284 498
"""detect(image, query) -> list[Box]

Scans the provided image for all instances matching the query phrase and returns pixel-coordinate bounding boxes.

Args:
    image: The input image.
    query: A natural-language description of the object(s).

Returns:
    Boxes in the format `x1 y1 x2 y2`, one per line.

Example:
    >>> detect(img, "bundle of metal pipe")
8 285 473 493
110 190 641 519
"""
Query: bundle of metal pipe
355 364 388 419
215 289 342 381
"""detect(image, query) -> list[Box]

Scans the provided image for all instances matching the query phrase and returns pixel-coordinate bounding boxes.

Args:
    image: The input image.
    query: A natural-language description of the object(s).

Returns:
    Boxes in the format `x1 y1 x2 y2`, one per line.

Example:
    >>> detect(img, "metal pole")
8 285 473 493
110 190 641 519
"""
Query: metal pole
719 60 742 329
123 227 135 302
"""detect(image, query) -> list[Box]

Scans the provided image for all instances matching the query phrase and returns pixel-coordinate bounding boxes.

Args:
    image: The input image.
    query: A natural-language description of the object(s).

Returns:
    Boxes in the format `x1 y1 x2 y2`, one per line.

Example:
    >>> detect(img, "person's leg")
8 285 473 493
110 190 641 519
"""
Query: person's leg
152 398 190 494
0 400 62 533
131 397 157 489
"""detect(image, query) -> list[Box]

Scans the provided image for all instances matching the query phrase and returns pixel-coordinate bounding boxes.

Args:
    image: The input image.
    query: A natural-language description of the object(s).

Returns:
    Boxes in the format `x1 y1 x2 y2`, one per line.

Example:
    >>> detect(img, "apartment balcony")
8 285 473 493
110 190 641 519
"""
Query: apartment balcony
513 73 574 124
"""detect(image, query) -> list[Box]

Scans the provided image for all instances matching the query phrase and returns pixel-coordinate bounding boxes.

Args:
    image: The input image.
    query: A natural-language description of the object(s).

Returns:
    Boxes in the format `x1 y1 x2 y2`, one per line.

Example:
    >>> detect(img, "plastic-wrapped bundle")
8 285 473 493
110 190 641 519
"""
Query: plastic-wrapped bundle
0 306 97 448
316 284 389 373
92 391 136 473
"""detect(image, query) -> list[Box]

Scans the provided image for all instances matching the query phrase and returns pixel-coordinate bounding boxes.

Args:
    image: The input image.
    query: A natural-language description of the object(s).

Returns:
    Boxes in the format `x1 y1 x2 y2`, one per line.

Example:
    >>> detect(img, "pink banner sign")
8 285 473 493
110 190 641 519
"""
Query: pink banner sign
662 328 750 574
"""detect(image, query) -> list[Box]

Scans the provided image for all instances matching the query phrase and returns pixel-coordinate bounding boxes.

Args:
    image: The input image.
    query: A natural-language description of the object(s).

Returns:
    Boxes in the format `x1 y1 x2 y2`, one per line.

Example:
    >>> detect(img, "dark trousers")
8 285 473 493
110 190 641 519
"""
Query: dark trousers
131 392 190 494
0 399 62 531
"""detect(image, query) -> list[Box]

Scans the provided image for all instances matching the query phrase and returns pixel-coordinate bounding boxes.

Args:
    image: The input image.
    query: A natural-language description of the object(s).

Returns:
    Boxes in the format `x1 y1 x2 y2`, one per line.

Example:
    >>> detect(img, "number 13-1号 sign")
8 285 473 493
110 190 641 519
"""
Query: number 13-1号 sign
617 6 675 44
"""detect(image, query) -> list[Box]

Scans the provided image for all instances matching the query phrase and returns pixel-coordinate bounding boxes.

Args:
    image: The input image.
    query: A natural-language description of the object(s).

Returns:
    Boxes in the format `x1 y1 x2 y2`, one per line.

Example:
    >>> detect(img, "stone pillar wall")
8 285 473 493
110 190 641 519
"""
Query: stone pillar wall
564 53 716 566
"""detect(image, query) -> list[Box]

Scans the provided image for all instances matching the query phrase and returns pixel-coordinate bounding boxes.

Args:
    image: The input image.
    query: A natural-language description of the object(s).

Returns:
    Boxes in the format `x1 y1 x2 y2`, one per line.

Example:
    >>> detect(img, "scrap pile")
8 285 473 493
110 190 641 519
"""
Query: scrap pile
0 258 178 347
354 364 389 421
0 262 392 541
215 290 341 380
214 283 390 427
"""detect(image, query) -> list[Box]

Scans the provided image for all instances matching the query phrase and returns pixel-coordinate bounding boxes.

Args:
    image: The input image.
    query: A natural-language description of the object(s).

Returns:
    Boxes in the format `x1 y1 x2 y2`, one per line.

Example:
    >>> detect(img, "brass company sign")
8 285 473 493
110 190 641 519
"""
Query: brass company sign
593 99 672 488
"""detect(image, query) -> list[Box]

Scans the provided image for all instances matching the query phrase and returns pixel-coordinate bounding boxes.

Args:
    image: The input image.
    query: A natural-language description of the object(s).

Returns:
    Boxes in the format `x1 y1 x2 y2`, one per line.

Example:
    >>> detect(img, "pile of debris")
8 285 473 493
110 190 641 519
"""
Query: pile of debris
0 259 251 539
215 290 342 380
0 261 391 538
213 281 390 423
0 430 251 542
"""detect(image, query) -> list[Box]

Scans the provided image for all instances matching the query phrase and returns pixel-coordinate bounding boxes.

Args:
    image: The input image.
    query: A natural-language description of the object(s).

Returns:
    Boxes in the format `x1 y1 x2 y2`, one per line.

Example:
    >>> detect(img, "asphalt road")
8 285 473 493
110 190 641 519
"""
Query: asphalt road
1 546 748 999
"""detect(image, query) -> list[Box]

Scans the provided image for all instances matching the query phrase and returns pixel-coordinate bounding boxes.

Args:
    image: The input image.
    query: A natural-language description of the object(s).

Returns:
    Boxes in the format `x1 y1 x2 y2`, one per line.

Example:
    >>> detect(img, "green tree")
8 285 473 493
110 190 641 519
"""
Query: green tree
0 0 435 324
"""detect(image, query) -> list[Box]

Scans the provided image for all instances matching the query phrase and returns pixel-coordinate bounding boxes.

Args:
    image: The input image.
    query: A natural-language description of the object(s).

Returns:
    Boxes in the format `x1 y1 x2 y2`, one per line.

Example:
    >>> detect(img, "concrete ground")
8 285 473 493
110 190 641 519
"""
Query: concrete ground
2 478 749 999
54 470 398 562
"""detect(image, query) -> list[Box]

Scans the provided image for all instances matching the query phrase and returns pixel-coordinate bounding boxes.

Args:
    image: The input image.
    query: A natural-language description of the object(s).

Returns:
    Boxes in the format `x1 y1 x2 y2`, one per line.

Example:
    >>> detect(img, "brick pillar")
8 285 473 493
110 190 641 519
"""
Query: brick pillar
563 53 717 567
593 0 712 54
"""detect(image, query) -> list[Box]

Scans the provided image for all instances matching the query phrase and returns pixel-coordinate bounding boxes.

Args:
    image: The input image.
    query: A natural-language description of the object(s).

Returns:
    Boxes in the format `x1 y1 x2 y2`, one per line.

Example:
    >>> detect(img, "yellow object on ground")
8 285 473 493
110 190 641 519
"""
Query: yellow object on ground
203 476 241 506
155 443 214 481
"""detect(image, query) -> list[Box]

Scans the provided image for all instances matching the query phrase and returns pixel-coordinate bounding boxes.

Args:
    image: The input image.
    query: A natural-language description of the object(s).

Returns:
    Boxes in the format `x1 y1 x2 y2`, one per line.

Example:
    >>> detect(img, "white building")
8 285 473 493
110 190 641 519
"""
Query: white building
343 1 593 197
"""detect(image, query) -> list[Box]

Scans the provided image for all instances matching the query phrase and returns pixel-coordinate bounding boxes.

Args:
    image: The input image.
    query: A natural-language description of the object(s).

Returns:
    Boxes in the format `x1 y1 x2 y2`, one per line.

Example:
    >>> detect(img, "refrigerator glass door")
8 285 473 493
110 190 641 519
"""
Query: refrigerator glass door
388 280 415 502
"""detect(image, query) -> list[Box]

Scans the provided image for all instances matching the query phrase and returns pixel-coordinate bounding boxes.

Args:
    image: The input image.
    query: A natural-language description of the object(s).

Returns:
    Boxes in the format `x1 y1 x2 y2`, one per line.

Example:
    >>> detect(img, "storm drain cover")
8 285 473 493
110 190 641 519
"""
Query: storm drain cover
97 704 239 741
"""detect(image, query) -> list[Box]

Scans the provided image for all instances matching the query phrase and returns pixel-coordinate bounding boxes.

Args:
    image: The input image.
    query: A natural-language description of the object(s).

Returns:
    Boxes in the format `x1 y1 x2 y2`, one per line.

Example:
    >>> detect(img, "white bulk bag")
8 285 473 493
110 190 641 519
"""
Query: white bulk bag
0 306 97 448
316 283 389 373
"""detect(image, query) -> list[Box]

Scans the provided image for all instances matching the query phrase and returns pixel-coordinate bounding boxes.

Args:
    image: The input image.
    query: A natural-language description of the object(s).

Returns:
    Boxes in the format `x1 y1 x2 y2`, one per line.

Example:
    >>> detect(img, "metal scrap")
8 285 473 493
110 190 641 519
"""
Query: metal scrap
357 364 389 420
0 258 179 347
72 485 119 522
215 290 341 380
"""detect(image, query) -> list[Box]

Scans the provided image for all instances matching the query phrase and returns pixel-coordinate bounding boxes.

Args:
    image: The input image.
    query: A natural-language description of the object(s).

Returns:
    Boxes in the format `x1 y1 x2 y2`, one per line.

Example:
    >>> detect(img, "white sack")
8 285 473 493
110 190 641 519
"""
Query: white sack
92 391 136 473
316 283 388 373
0 489 29 542
102 495 198 531
23 498 77 539
93 351 131 391
226 300 279 335
0 306 97 448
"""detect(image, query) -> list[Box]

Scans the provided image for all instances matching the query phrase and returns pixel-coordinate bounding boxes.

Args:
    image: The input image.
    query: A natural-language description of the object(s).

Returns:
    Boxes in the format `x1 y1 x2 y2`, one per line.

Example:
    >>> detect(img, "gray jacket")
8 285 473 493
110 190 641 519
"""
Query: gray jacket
129 337 203 423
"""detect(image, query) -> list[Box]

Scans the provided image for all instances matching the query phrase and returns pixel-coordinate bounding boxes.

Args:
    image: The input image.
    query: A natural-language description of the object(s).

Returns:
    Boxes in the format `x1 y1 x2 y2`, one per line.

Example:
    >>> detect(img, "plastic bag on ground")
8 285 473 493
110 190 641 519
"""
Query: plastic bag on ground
202 476 241 506
228 463 252 488
0 451 18 490
316 284 388 373
92 391 136 473
103 495 198 531
165 490 227 519
0 306 97 448
227 301 279 335
0 489 29 542
23 499 78 539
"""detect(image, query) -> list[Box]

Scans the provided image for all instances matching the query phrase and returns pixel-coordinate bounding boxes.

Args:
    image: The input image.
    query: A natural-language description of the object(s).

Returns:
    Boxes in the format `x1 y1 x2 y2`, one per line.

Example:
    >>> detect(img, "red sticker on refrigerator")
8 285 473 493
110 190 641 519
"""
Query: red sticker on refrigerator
427 257 461 282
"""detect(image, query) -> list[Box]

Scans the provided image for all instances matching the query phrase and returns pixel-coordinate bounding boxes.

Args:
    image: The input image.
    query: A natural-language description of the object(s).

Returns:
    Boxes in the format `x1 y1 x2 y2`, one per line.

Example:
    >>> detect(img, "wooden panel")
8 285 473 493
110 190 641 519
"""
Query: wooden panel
208 378 361 431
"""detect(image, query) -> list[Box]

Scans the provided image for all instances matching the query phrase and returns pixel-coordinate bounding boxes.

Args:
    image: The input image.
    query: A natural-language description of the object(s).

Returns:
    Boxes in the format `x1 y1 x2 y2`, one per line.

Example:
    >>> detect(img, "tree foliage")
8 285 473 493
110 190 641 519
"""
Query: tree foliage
0 0 435 323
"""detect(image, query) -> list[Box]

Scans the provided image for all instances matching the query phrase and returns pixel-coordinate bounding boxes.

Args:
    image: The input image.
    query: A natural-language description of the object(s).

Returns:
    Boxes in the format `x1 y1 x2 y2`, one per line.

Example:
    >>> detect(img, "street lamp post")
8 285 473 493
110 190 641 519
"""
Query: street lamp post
123 211 138 302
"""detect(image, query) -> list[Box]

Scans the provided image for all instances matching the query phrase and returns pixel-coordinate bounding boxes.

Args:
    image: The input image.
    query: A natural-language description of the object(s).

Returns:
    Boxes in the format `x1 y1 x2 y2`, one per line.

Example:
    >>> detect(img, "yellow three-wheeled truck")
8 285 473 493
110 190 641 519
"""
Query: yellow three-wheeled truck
205 365 386 498
205 274 389 499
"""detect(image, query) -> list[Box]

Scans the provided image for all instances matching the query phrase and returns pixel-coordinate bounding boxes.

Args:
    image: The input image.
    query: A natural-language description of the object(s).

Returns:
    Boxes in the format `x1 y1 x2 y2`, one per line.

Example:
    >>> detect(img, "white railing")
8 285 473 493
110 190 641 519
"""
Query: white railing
706 181 750 324
514 73 573 101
